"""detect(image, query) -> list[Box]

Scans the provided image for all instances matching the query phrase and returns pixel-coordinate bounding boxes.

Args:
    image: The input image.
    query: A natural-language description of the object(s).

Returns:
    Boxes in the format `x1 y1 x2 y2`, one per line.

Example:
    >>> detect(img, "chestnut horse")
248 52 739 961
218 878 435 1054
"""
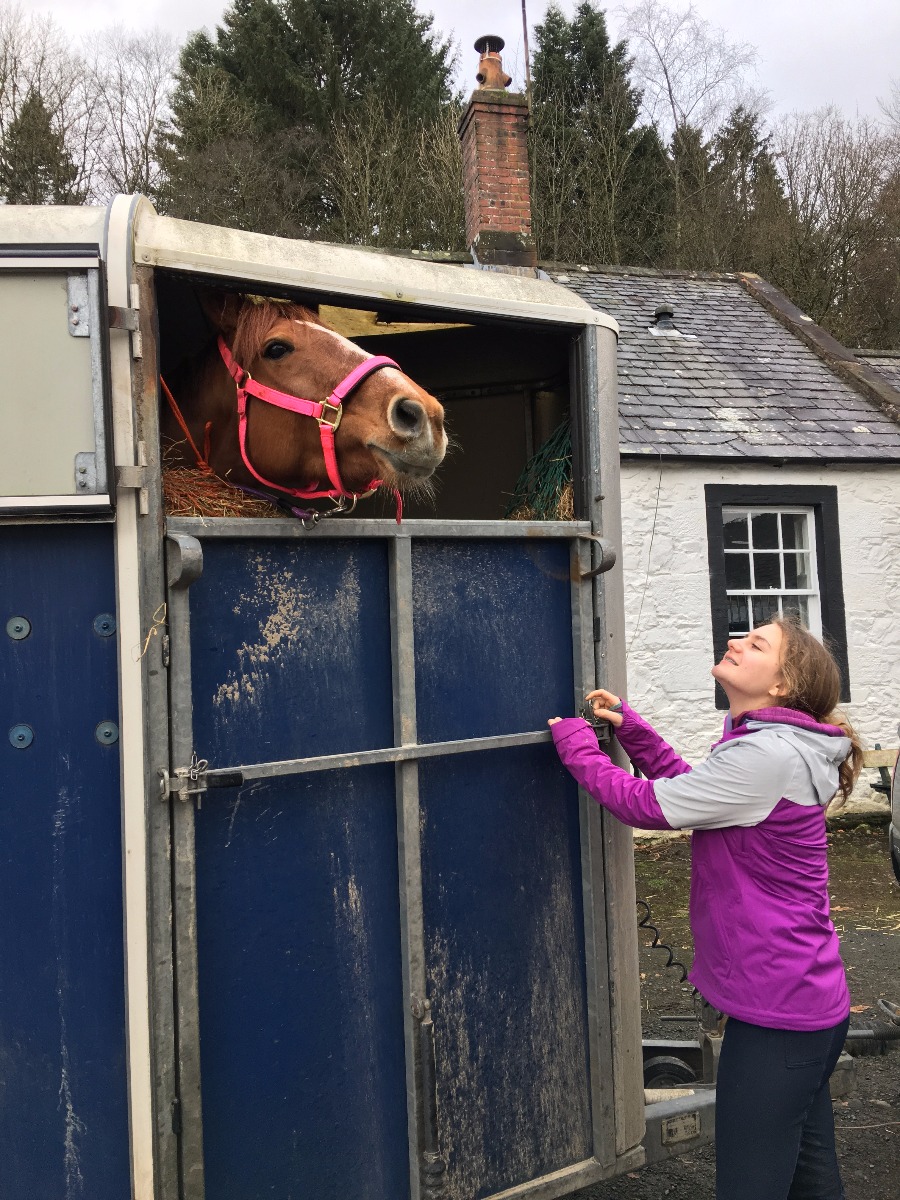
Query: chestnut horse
161 291 447 511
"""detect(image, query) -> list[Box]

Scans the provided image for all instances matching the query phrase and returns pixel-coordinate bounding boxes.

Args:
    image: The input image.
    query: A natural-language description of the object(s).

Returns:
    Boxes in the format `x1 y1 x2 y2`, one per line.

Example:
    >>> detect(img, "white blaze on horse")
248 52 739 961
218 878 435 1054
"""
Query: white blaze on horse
161 292 447 516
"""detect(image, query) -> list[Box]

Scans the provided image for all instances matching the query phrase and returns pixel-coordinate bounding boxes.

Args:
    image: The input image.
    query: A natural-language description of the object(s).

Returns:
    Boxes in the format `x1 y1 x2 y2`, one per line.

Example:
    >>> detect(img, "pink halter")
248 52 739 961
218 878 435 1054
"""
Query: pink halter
218 335 400 503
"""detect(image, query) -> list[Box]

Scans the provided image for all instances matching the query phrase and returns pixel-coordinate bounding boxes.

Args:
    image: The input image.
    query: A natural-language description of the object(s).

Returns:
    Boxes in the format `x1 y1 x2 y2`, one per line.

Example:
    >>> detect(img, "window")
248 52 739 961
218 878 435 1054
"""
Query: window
705 486 849 707
722 508 820 637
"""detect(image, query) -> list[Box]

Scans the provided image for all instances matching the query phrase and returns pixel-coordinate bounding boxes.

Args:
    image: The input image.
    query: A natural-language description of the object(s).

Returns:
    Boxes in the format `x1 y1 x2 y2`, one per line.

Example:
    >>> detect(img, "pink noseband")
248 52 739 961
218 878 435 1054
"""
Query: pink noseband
218 335 400 503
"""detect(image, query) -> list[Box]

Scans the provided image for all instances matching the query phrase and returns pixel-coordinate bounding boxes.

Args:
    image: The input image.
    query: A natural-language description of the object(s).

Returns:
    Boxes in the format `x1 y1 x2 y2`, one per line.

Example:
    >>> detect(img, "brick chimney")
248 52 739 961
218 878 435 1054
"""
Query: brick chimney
458 36 537 270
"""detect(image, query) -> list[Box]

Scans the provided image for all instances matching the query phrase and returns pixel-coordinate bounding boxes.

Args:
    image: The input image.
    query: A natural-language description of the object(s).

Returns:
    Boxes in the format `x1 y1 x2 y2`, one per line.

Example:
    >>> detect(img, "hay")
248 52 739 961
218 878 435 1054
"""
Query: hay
163 466 284 519
507 481 575 522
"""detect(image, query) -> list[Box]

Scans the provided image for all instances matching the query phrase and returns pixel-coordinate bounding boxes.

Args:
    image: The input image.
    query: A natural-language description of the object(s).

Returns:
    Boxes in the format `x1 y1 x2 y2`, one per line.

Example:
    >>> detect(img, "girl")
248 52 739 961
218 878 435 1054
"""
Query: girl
548 616 862 1200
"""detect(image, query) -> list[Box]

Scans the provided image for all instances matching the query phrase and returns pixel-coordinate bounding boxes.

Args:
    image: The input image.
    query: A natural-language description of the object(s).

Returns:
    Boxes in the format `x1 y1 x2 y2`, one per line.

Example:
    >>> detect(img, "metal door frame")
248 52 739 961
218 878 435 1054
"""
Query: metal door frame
162 515 629 1200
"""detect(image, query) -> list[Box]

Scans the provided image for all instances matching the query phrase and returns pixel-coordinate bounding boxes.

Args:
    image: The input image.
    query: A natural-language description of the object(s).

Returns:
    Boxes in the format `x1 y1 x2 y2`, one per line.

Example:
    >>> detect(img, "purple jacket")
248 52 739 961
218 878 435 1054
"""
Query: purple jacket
551 704 852 1030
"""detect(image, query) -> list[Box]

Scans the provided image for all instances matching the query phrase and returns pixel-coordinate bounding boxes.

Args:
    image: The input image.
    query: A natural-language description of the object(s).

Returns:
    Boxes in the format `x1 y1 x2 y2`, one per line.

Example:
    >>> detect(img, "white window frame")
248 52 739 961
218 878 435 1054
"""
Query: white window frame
721 506 822 638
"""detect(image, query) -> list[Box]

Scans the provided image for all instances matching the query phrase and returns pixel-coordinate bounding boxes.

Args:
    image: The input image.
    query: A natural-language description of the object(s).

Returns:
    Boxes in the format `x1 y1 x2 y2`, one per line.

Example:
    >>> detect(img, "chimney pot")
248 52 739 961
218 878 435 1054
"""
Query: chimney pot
473 34 512 90
654 303 676 328
458 35 535 269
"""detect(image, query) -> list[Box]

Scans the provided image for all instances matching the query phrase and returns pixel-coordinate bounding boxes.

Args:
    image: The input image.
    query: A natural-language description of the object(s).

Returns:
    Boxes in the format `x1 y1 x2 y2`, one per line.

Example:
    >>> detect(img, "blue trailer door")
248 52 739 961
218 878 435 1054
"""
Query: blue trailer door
0 524 131 1199
165 517 615 1200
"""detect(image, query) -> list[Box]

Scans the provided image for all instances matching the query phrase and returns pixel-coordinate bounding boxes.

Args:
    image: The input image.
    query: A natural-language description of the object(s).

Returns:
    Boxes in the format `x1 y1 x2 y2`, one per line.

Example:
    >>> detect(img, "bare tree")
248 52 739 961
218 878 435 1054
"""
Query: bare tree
0 4 178 204
616 0 763 263
85 27 177 200
618 0 762 138
878 78 900 129
772 108 900 343
323 96 464 252
0 4 96 199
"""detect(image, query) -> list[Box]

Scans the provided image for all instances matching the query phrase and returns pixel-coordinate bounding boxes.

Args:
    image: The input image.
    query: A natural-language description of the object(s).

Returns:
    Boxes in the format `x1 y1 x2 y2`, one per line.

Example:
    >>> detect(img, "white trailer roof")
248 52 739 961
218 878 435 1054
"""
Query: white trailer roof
0 198 617 333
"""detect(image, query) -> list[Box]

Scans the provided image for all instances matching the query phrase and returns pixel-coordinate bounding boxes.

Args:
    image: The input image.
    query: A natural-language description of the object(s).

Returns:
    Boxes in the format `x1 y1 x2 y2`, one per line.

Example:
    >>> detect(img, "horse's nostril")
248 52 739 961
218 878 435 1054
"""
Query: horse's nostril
389 396 427 439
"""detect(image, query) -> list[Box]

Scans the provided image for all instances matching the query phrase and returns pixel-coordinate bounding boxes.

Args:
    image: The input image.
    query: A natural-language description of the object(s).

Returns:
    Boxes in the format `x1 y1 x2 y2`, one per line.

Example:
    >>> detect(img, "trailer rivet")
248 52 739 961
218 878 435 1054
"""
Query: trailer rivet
93 613 116 637
6 616 31 640
9 724 33 748
95 721 119 745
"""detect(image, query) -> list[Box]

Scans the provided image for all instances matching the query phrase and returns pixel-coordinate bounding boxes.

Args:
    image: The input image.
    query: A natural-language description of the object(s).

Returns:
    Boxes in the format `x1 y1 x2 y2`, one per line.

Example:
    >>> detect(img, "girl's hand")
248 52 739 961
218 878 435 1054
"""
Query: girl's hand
548 717 563 726
584 688 625 728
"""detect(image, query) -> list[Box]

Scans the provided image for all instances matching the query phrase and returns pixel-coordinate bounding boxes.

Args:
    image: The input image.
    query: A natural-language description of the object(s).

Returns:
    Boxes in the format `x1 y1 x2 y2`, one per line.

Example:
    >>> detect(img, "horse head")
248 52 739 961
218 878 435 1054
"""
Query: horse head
164 290 447 503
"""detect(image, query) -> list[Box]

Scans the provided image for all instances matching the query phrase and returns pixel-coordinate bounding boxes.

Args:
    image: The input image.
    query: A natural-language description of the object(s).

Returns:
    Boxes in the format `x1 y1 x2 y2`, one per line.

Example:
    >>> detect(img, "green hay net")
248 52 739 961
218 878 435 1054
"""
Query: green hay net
504 418 574 520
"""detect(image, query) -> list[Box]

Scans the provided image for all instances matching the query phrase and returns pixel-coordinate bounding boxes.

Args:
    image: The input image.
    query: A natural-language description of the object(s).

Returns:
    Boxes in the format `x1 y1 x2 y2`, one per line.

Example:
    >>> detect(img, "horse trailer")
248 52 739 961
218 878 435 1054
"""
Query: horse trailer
0 196 712 1200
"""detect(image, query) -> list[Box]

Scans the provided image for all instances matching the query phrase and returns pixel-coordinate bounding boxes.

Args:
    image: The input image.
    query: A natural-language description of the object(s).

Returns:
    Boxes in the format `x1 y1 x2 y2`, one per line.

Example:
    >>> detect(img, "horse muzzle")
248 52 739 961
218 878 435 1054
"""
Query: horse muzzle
368 441 446 480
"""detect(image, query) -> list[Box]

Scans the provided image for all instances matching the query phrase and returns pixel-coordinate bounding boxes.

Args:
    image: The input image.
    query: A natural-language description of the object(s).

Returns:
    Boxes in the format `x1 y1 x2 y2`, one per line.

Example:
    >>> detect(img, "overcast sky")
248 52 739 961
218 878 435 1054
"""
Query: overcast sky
31 0 900 122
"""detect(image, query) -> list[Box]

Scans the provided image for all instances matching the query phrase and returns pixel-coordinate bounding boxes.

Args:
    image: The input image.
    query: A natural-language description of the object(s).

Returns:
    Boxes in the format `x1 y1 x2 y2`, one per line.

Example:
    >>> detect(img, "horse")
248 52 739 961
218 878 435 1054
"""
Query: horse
160 290 447 513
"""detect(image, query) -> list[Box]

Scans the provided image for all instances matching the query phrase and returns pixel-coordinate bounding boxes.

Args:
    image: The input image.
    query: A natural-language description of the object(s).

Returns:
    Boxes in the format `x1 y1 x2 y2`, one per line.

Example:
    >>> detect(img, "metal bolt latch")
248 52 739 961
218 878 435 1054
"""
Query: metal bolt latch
95 721 119 745
6 616 31 640
9 724 34 748
93 613 116 637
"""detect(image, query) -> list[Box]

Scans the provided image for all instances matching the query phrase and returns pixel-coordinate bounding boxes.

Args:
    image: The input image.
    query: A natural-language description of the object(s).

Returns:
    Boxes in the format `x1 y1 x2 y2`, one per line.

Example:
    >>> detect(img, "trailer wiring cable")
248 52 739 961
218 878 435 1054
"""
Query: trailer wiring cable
635 899 689 983
625 455 663 663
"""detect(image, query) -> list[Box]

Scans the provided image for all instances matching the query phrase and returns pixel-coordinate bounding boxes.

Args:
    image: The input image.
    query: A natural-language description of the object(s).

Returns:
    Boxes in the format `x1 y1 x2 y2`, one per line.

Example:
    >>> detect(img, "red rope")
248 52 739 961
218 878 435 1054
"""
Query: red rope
160 375 215 476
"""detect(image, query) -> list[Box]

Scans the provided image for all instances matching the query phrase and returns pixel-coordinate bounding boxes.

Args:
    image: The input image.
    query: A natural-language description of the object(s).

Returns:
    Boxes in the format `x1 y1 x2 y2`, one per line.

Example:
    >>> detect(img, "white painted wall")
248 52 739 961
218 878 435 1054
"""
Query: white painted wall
618 461 900 798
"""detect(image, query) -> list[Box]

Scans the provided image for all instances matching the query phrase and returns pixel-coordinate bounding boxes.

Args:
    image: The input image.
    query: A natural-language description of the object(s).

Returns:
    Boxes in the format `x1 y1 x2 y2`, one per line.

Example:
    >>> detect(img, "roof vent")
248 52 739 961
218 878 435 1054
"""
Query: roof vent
653 303 676 329
649 301 696 340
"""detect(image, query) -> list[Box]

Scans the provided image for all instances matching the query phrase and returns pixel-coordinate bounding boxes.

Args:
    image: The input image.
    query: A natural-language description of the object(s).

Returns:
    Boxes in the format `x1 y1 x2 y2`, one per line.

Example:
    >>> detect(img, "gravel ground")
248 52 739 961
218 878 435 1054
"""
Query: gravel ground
573 823 900 1200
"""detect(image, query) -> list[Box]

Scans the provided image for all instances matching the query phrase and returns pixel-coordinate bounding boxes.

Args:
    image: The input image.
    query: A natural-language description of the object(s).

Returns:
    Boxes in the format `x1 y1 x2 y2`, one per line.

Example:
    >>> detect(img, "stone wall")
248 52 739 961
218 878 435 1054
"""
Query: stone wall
618 460 900 802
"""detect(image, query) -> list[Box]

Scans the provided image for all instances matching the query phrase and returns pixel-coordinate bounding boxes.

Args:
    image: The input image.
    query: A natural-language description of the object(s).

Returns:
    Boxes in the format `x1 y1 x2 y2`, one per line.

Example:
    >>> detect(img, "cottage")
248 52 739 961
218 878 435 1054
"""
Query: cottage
551 266 900 793
450 36 900 797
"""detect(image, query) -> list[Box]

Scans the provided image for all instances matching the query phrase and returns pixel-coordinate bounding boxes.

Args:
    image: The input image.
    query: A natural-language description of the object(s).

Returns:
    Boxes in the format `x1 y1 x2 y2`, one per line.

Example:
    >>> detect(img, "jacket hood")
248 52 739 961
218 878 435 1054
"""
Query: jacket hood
724 707 851 807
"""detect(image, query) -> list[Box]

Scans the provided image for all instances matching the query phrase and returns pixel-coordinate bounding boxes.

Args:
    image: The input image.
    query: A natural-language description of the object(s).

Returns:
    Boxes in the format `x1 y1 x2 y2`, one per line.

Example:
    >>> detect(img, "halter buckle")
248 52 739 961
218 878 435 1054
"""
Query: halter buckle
318 401 343 430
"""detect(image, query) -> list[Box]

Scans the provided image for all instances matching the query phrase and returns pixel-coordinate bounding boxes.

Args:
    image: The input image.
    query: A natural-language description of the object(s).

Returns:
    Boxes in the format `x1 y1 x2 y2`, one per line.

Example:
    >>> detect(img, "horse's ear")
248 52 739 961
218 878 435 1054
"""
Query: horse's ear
195 287 243 338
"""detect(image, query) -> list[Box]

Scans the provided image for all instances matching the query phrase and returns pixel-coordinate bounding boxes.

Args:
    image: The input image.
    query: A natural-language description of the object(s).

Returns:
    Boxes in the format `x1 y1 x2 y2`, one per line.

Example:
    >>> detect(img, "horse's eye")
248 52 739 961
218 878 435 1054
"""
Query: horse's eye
263 341 292 360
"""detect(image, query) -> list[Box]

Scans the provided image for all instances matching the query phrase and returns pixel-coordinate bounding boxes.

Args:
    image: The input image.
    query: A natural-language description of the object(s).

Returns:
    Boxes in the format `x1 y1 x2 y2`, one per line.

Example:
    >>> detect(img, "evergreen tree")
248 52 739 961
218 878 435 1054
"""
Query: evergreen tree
161 0 456 235
530 2 671 265
213 0 454 129
706 107 789 273
0 88 83 205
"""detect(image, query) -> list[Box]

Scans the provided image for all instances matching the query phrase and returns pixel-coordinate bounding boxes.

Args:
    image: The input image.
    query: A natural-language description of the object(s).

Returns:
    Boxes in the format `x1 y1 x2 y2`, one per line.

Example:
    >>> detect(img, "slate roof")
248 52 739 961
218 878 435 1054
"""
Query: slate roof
862 353 900 393
551 268 900 461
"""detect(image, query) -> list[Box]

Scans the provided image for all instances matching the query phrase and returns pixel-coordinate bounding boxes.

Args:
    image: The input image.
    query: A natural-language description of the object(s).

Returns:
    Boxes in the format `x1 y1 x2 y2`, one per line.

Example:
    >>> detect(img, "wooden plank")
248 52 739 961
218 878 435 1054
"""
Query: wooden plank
863 749 898 769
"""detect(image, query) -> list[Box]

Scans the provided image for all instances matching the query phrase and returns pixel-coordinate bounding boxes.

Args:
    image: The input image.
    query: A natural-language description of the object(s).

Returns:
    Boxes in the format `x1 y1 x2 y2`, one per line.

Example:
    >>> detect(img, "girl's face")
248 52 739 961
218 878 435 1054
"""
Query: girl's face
711 622 785 710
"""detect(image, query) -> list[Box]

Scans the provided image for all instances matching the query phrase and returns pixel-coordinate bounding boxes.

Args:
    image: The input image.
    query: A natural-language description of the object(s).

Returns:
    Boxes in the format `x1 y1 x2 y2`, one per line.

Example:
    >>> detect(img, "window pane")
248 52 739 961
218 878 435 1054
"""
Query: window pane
723 514 749 549
783 553 811 590
752 595 780 626
725 553 751 590
727 596 749 636
781 513 808 550
782 596 810 626
751 512 779 549
753 553 781 590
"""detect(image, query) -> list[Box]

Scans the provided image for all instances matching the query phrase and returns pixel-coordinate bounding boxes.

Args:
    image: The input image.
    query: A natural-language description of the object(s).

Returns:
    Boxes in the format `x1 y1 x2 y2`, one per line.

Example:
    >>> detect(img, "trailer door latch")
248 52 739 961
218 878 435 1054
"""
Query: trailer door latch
159 755 244 804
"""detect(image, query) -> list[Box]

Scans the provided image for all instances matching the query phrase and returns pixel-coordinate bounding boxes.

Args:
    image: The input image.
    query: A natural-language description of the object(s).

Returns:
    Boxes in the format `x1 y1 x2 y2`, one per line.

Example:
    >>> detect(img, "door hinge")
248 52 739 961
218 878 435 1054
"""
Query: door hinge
116 441 149 514
108 286 142 358
171 1097 182 1136
108 305 139 331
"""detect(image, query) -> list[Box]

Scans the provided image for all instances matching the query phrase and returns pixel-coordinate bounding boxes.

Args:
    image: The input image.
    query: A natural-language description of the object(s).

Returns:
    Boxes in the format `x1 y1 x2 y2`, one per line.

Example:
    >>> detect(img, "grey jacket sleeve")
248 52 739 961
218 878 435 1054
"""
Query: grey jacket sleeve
652 733 802 831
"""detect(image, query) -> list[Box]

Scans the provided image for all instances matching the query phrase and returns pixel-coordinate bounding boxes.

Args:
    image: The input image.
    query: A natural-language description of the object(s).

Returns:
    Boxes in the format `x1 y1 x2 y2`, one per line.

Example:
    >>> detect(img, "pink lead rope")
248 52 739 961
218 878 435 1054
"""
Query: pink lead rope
218 336 404 521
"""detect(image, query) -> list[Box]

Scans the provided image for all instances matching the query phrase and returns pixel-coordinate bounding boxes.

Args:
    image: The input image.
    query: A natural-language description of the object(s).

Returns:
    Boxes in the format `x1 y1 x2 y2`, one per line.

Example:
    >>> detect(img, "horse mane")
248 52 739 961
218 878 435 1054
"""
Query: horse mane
230 298 322 367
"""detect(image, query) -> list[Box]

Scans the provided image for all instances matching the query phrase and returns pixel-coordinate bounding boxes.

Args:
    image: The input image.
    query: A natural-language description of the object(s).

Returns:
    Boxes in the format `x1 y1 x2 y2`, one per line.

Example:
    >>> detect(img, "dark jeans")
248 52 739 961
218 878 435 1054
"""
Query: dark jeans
715 1015 850 1200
